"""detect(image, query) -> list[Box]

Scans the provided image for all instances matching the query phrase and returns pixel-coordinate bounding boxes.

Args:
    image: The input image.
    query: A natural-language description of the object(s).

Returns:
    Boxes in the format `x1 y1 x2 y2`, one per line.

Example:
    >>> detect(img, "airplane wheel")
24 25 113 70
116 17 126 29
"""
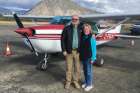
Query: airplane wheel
37 60 48 71
94 56 104 67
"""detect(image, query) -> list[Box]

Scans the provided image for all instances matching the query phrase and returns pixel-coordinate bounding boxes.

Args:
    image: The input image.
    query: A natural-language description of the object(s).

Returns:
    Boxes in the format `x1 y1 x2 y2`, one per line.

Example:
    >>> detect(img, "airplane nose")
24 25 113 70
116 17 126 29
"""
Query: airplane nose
15 28 33 36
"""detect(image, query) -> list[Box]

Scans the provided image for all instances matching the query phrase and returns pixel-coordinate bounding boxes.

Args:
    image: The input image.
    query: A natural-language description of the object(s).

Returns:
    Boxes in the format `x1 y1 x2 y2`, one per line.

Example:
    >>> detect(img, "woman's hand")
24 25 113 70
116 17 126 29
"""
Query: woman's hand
90 60 94 64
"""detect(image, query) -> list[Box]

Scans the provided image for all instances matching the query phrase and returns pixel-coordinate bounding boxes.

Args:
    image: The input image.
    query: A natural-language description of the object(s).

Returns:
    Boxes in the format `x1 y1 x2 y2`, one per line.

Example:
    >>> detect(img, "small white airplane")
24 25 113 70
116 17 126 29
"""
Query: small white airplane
4 13 140 70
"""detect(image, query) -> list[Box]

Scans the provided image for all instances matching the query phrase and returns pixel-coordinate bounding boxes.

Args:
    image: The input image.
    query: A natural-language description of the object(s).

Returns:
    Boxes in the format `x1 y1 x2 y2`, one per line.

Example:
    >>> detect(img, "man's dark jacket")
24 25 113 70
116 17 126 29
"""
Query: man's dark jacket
61 23 83 54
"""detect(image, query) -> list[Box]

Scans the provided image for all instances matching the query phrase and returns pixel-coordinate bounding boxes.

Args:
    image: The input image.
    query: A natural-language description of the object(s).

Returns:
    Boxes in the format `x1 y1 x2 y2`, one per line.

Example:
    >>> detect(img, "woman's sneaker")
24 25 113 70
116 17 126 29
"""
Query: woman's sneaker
84 85 94 92
81 84 86 88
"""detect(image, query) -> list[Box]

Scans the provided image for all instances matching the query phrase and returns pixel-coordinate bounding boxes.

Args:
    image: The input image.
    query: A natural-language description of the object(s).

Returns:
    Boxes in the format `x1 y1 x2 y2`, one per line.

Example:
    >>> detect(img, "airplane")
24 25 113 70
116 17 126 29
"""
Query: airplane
3 13 140 70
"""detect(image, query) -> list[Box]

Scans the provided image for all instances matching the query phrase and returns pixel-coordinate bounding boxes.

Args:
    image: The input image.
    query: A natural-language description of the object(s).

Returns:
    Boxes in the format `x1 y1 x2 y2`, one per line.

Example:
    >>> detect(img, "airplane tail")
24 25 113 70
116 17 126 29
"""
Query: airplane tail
13 13 24 28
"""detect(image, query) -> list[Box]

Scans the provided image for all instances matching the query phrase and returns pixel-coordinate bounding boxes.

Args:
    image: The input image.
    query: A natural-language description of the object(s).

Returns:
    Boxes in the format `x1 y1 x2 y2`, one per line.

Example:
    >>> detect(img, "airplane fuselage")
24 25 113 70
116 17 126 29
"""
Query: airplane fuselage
15 24 122 53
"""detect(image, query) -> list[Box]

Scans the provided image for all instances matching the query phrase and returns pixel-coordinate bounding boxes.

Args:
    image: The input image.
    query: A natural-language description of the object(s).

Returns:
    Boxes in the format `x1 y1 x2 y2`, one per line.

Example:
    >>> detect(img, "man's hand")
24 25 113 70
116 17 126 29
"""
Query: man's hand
63 51 67 56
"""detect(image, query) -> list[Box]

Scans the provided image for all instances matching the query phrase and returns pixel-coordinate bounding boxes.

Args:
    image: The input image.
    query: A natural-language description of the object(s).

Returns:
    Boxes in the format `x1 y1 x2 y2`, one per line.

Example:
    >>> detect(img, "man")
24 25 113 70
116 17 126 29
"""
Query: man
61 15 83 89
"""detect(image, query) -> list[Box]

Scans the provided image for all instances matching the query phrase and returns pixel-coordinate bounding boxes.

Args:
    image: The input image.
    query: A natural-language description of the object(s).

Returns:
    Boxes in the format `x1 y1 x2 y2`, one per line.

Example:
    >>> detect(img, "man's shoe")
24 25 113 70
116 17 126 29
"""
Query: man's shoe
84 85 94 92
73 82 81 89
64 82 71 89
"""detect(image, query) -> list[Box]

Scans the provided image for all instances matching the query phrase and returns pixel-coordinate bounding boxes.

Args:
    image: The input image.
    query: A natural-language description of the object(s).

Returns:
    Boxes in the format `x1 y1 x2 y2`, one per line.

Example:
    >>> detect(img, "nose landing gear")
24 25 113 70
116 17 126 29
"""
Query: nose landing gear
37 54 49 71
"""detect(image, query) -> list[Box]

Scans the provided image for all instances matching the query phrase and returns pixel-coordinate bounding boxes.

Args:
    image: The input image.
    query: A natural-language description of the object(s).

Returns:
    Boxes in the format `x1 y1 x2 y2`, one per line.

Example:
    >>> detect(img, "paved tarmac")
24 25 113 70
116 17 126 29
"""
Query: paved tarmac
0 24 140 93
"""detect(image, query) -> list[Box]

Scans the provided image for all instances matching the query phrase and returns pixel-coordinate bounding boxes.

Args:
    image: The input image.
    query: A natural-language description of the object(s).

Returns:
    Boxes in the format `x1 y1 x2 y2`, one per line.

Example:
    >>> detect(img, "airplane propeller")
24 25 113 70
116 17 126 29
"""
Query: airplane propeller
13 13 38 56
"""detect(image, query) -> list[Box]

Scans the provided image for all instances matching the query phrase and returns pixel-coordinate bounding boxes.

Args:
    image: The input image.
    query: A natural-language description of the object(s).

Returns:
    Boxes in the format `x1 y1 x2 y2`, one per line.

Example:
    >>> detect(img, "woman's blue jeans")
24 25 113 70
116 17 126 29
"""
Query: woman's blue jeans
82 58 93 86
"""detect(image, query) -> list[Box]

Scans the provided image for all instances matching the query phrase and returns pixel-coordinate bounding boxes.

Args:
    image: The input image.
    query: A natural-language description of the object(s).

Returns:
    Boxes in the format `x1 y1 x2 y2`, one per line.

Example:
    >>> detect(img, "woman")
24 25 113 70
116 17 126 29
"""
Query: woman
80 23 96 91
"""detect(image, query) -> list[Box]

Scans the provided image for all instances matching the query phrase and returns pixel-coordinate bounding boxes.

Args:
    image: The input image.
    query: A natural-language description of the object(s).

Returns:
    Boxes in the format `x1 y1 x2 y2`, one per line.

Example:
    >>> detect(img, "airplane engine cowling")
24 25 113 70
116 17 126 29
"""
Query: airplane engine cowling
15 28 34 36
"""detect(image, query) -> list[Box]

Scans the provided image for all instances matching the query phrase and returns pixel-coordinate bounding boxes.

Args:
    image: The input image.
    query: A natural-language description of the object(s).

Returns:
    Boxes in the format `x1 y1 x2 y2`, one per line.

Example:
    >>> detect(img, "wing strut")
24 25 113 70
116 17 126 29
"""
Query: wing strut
24 34 38 56
96 17 130 37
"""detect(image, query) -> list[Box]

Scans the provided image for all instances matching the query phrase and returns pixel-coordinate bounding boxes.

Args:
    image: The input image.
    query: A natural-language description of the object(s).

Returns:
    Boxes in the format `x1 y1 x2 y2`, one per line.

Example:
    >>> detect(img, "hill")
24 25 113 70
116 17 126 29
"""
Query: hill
0 6 27 15
27 0 97 16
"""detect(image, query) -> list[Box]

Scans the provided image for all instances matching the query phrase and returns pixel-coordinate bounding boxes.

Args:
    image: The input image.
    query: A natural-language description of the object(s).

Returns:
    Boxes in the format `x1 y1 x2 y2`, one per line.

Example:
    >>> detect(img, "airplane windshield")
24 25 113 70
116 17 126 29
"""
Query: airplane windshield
85 21 99 34
50 16 71 25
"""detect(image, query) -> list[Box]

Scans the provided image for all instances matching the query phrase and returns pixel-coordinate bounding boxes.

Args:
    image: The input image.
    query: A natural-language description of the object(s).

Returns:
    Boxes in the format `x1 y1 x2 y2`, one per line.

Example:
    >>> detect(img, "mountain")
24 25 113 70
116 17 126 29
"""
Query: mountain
0 6 27 15
27 0 97 16
0 7 12 15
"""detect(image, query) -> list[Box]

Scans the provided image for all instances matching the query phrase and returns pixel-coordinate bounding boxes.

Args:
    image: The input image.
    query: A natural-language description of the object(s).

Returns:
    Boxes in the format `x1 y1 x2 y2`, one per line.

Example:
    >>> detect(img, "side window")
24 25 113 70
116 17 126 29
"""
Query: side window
92 23 99 34
82 21 99 34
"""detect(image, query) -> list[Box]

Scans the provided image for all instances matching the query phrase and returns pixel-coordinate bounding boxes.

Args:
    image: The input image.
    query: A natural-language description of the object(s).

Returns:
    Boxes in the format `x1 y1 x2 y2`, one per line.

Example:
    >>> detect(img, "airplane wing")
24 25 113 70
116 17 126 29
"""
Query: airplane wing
2 14 72 25
80 13 140 21
3 14 54 20
2 14 71 21
3 13 140 21
80 13 140 39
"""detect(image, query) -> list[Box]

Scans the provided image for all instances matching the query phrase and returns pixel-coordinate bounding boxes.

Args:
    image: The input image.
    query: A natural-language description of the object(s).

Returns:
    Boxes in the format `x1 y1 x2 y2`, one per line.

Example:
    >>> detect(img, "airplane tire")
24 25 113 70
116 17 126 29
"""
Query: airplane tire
37 60 48 71
94 56 104 67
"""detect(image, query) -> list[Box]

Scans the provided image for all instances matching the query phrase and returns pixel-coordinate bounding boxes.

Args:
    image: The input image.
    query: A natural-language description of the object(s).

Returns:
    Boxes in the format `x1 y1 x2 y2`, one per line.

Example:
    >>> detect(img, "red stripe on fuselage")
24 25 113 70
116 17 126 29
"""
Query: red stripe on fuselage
28 34 61 40
23 33 118 40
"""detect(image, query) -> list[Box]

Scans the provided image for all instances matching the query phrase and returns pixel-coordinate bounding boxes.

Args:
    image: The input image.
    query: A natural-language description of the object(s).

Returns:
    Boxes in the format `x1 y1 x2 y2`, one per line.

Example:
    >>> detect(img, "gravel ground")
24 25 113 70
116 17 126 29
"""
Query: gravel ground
0 25 139 93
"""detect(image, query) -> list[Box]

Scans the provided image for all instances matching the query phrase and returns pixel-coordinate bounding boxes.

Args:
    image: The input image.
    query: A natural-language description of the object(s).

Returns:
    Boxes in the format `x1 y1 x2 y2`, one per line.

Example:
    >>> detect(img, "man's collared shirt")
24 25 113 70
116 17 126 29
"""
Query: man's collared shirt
72 26 78 49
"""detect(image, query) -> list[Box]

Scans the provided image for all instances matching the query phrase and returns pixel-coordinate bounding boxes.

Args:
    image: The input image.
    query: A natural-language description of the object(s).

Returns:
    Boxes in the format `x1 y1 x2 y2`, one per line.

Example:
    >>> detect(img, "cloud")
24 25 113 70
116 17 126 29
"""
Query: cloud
83 0 99 3
73 0 140 13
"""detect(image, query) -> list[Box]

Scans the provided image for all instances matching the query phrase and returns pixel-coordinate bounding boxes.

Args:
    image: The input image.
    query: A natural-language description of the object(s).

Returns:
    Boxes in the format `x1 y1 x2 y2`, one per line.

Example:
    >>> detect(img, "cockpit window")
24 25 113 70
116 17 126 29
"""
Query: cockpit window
82 21 99 34
50 16 71 25
88 22 99 34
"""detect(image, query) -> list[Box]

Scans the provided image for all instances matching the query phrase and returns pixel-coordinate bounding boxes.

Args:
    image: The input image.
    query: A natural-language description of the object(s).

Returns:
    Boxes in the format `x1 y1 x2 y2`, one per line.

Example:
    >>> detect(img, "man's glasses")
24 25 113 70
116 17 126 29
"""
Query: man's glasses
72 18 79 21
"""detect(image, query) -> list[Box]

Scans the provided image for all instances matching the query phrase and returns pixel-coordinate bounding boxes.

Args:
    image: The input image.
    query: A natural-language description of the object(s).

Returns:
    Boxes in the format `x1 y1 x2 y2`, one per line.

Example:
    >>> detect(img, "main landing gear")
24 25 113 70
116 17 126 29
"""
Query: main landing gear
37 54 49 71
94 55 104 67
36 54 104 70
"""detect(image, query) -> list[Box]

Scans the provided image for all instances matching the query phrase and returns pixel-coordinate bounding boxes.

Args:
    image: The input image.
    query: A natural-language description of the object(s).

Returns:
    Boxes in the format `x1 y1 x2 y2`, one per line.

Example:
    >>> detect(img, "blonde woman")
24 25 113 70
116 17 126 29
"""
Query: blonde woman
79 24 96 91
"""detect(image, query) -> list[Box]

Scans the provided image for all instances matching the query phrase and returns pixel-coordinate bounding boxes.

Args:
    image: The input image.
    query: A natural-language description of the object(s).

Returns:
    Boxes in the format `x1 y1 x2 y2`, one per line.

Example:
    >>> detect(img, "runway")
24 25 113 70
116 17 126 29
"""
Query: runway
0 24 140 93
